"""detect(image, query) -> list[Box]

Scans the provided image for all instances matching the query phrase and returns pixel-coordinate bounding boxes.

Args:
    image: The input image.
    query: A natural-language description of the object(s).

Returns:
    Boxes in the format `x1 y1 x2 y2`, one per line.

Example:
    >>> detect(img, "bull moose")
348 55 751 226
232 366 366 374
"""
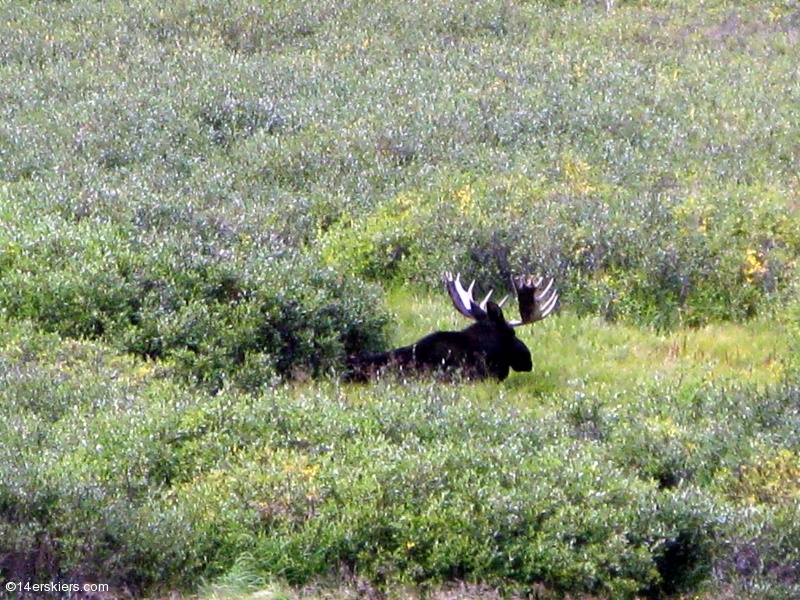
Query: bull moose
345 272 558 382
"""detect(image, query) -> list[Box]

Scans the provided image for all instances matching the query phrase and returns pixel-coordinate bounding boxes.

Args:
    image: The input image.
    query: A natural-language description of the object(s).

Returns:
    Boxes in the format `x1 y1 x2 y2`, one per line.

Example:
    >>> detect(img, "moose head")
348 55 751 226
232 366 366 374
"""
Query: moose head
345 272 558 382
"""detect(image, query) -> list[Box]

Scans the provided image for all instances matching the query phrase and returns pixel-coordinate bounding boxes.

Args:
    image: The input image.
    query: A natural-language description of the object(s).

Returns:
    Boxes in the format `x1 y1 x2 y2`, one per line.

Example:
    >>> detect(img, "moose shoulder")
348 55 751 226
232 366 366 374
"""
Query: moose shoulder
345 273 558 382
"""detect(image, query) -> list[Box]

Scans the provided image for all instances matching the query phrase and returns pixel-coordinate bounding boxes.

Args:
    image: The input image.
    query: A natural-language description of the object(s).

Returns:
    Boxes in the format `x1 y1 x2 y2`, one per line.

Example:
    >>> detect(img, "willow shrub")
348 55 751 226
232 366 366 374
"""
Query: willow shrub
318 175 799 329
0 207 388 388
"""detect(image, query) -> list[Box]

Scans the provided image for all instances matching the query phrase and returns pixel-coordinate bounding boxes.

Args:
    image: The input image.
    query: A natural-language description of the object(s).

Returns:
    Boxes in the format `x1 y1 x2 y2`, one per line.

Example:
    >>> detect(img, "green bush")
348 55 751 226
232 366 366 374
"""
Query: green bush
4 0 800 329
0 207 388 388
318 175 800 328
0 367 256 591
3 326 800 597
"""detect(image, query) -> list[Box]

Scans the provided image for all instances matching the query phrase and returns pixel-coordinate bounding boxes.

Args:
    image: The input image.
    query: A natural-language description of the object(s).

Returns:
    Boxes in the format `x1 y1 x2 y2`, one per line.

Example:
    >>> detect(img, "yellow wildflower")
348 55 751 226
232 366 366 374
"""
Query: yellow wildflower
456 185 473 212
743 249 767 283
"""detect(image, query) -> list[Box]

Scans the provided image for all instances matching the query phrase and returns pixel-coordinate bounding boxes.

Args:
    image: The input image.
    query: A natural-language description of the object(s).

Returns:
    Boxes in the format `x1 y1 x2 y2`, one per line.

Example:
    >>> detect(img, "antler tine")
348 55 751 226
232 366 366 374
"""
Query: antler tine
534 278 554 301
537 289 559 319
479 289 493 310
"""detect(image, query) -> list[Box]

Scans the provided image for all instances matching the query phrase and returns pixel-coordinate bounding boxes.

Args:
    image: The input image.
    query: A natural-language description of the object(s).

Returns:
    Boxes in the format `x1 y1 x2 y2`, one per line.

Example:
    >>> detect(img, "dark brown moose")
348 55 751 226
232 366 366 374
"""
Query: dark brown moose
345 272 558 382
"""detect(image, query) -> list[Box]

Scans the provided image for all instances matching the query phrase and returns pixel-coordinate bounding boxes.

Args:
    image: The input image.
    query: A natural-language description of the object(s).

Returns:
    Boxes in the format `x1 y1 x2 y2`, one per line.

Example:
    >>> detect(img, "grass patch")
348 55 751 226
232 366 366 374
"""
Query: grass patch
385 286 789 401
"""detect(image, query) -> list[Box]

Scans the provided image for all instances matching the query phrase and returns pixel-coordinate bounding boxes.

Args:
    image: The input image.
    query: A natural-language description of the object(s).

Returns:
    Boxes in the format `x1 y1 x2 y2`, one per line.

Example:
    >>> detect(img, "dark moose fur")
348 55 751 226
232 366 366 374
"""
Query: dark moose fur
345 301 532 382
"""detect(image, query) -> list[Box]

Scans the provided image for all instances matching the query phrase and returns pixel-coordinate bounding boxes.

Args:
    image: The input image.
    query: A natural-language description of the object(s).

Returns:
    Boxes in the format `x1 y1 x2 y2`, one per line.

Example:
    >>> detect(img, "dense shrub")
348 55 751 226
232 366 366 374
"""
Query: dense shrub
3 0 800 329
319 176 800 328
0 205 388 388
0 346 256 592
3 334 800 598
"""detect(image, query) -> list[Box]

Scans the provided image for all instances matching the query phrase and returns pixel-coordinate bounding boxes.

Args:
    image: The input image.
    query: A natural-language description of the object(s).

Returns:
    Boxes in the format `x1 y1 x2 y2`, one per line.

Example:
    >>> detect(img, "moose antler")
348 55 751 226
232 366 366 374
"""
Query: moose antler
443 272 498 320
507 274 558 327
443 272 558 326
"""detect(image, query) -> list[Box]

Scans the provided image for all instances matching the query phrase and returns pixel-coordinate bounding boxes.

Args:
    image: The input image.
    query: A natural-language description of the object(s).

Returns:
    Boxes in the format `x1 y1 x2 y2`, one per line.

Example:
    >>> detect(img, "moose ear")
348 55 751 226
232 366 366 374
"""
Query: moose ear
486 301 506 324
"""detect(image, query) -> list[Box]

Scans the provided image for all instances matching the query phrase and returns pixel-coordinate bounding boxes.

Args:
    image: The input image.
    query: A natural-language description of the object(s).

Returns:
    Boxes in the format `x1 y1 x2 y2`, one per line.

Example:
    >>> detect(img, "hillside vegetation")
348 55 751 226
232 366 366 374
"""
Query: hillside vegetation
1 0 800 598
